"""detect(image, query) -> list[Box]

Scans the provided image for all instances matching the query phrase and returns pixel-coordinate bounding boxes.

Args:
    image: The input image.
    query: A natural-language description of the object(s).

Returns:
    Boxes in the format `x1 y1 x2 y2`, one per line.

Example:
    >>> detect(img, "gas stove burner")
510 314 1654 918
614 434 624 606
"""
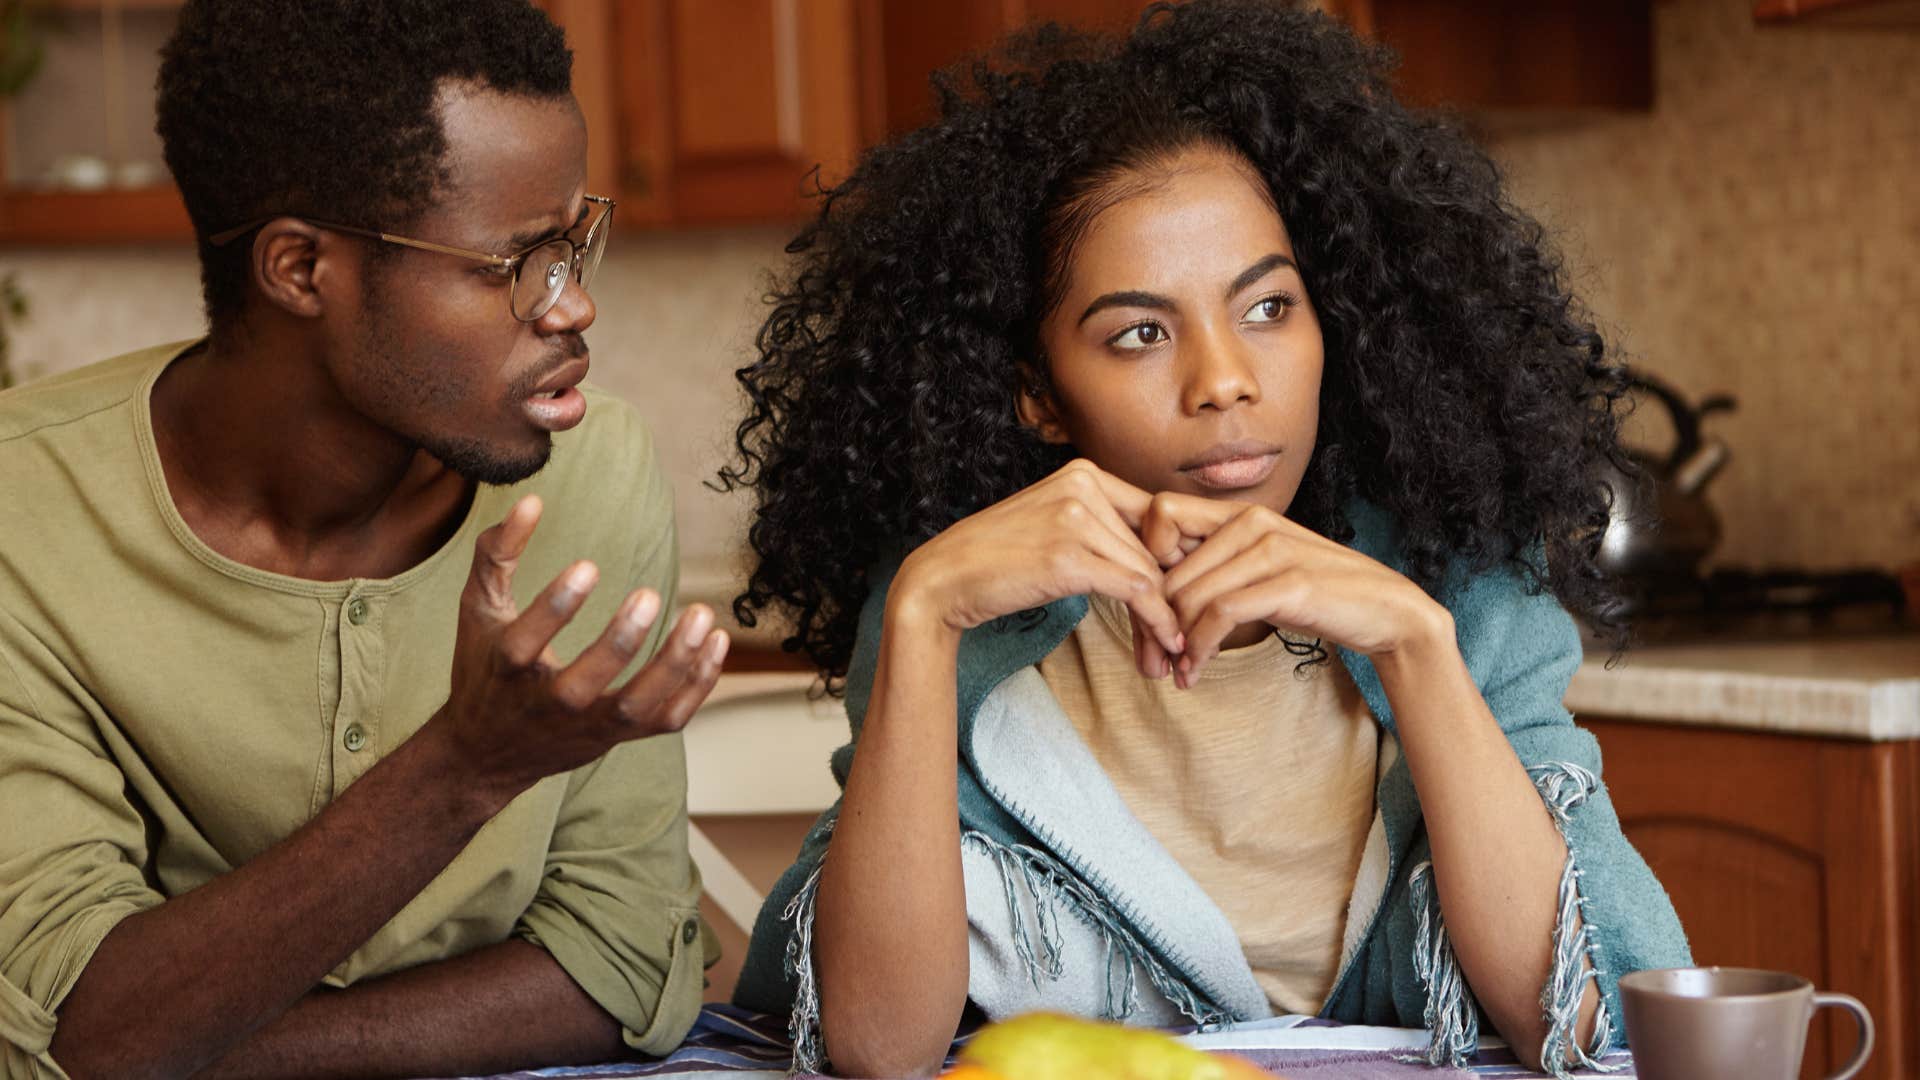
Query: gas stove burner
1610 567 1910 643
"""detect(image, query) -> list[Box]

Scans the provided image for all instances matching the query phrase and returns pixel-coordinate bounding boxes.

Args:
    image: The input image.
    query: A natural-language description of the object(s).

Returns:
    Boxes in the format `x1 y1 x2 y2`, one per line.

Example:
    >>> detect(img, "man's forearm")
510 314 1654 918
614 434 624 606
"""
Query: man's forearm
190 939 624 1080
51 720 521 1080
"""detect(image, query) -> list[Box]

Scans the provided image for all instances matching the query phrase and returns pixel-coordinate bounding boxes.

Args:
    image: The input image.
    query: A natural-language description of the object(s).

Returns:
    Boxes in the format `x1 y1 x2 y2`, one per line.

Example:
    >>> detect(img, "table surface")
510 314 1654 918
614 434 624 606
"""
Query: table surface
443 1005 1635 1079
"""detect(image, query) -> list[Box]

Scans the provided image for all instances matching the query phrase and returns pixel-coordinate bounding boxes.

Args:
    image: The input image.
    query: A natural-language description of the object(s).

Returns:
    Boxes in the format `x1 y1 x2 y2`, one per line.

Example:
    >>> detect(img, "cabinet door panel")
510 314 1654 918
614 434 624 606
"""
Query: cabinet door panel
1587 720 1916 1080
672 0 797 160
1625 820 1825 974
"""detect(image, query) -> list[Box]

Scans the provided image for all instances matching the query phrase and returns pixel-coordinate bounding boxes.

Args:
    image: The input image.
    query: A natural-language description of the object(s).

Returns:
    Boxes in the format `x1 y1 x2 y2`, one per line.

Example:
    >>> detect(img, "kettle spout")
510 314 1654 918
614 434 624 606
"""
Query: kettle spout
1672 436 1730 497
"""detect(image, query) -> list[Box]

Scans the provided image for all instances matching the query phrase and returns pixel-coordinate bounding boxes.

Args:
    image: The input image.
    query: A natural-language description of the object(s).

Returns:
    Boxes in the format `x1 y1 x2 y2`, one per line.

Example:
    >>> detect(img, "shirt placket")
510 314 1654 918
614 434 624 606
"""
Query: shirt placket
332 587 386 793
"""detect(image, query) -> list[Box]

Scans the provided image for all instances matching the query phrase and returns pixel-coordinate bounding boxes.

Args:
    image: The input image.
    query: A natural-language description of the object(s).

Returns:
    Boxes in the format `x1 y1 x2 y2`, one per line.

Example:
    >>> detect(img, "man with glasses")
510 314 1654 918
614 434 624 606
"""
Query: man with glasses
0 3 729 1077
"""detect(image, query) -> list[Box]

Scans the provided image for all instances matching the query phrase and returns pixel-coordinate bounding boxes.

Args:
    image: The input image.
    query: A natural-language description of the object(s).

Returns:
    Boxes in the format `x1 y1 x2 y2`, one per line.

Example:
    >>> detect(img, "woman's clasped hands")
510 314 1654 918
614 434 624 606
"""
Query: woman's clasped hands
892 459 1449 690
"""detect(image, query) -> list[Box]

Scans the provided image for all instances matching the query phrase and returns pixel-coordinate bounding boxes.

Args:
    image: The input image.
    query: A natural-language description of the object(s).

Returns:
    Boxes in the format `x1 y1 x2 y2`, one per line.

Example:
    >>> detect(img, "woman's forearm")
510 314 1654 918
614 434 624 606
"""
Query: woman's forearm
814 583 971 1078
1373 608 1598 1072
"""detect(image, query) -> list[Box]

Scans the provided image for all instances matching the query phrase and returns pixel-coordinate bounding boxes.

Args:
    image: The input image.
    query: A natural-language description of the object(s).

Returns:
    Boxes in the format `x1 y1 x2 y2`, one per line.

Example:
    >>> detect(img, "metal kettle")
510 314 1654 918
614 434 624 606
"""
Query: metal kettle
1596 371 1737 581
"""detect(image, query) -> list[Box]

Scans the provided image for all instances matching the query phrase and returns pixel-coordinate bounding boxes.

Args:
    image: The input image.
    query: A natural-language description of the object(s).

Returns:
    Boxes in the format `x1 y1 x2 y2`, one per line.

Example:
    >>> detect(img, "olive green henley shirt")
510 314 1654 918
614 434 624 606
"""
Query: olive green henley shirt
0 341 716 1079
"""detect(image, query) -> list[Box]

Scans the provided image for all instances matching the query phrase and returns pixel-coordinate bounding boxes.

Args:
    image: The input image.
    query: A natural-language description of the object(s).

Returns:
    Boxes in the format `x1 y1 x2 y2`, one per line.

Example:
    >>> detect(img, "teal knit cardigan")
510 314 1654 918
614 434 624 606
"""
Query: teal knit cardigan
733 504 1689 1075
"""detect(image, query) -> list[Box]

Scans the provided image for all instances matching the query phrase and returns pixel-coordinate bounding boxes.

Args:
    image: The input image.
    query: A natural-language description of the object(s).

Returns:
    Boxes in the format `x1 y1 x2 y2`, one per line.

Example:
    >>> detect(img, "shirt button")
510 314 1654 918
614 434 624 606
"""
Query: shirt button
346 598 369 625
681 918 699 945
343 724 367 752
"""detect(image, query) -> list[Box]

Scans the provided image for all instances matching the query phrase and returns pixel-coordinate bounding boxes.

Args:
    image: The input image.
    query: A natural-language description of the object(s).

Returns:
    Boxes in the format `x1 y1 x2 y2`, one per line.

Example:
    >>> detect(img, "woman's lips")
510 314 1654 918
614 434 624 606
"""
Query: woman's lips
1184 452 1279 490
1179 440 1284 490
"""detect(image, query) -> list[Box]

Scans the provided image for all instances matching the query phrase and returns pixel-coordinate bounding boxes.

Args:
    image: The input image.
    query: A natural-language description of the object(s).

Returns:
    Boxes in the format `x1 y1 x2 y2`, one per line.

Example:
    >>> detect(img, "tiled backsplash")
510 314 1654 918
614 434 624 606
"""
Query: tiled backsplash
5 0 1915 589
1487 0 1920 572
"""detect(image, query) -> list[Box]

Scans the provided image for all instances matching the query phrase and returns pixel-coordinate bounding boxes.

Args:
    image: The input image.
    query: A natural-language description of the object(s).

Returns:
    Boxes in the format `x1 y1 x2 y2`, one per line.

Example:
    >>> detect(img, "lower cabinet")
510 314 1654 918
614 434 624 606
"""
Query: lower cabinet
1583 718 1918 1080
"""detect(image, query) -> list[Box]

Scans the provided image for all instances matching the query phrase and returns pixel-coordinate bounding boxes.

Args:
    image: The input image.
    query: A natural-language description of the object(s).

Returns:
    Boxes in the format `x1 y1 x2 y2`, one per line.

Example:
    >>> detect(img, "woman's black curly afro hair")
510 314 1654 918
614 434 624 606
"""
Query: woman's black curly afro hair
719 0 1629 689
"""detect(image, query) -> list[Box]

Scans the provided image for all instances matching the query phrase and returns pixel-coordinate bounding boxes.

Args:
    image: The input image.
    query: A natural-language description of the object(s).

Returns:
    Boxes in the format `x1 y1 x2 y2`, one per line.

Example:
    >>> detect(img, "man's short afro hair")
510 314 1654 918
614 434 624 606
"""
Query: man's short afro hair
156 0 572 324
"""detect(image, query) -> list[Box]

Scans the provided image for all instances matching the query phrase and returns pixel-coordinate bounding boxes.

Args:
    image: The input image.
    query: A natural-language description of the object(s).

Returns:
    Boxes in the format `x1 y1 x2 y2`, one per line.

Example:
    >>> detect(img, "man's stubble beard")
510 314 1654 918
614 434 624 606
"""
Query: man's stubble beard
351 285 556 488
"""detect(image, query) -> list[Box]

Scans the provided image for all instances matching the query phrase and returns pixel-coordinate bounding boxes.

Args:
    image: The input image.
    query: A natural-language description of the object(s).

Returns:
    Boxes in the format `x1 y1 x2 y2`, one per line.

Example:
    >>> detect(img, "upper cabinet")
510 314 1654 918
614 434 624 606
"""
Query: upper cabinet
1 0 1662 243
0 0 192 243
1333 0 1653 113
575 0 878 227
1753 0 1920 25
553 0 1657 229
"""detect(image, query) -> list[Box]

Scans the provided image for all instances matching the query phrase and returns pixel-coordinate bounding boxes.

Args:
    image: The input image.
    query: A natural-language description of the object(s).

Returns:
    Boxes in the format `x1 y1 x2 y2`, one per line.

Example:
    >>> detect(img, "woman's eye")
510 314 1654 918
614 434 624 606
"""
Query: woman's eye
1109 322 1167 350
1244 294 1296 324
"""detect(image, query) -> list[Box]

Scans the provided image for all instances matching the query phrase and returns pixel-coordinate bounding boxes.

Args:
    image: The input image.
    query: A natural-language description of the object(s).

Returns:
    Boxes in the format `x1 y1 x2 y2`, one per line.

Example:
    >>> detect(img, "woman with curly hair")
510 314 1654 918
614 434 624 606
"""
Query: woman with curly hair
719 2 1688 1075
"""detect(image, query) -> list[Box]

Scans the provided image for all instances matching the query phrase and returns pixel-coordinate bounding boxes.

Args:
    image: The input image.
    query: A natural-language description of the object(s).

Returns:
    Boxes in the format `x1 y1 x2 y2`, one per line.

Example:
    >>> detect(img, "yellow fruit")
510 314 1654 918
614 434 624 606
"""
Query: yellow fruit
948 1012 1281 1080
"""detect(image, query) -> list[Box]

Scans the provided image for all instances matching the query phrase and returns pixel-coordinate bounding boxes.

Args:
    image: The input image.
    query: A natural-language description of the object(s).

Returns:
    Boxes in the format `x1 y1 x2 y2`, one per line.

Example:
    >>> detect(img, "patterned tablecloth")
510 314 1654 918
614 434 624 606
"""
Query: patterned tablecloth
445 1004 1635 1079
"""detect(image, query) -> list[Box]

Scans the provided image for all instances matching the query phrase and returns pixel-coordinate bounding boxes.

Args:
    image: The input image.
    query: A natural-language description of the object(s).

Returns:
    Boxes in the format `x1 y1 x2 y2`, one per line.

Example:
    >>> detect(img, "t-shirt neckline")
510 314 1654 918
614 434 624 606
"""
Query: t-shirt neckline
132 338 489 599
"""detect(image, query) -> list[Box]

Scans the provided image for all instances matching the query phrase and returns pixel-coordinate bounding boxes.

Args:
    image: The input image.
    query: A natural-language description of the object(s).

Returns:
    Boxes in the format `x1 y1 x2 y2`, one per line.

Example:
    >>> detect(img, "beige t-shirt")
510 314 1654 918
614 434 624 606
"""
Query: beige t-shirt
1038 594 1378 1016
0 342 714 1079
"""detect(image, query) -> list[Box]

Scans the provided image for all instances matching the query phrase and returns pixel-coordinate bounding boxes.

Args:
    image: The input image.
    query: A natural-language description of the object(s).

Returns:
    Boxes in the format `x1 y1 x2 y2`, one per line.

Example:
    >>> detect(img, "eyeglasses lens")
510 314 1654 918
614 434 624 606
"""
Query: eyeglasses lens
514 239 576 321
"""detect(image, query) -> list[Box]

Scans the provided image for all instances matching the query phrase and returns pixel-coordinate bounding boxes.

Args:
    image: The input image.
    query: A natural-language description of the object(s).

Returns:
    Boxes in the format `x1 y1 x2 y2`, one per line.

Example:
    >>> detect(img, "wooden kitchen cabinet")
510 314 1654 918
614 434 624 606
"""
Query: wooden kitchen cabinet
1754 0 1920 26
546 0 879 227
550 0 1660 229
3 0 1662 241
1337 0 1652 113
1585 718 1918 1080
0 0 192 245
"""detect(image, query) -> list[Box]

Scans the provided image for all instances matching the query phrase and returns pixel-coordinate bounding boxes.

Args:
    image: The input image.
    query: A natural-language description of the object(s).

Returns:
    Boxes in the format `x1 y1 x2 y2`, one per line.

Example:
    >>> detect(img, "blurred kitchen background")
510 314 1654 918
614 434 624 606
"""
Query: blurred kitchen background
0 2 1914 1076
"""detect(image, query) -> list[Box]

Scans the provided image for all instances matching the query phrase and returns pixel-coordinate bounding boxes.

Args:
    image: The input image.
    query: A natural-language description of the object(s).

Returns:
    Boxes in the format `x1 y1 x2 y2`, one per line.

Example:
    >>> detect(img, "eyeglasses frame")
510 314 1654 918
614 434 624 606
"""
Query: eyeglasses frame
206 194 616 322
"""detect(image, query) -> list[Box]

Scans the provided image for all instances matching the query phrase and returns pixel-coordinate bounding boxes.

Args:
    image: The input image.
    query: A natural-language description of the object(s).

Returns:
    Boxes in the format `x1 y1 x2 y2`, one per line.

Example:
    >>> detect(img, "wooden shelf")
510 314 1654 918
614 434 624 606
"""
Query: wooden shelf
0 186 193 245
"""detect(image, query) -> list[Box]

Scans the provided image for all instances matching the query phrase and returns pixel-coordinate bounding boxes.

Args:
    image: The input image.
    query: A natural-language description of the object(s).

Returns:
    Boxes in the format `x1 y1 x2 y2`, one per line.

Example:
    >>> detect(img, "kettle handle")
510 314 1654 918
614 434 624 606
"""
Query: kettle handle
1625 371 1737 472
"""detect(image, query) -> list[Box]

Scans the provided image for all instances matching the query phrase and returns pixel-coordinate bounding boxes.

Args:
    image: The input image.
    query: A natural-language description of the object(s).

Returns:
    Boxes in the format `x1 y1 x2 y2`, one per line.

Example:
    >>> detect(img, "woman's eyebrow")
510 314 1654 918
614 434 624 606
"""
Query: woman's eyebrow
1225 253 1298 299
1077 289 1175 326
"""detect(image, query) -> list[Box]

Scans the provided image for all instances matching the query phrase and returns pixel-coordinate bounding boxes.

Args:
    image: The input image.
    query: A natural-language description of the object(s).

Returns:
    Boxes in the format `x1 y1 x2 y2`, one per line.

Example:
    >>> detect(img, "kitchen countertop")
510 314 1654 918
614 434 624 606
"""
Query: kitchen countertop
1566 633 1920 740
686 553 1920 741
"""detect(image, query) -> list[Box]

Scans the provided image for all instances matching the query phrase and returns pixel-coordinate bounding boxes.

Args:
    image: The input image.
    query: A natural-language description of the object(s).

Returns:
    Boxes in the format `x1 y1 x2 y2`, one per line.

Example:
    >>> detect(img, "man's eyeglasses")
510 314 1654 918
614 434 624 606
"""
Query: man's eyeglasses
207 194 615 323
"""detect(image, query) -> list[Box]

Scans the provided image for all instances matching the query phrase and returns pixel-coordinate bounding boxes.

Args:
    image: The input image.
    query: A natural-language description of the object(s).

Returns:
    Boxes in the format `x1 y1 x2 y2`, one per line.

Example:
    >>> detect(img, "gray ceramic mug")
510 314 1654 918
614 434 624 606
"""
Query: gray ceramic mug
1619 967 1874 1080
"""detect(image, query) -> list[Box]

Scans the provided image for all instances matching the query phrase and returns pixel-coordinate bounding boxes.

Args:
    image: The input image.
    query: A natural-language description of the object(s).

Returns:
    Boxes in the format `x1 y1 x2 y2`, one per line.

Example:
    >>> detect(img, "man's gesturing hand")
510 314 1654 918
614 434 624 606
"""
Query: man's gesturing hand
438 495 729 805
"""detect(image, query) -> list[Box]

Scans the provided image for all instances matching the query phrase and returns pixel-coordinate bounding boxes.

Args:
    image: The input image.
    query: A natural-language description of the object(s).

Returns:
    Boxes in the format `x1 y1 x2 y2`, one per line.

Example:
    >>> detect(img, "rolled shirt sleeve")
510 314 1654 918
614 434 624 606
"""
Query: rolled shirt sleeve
514 417 717 1055
514 733 717 1055
0 627 164 1079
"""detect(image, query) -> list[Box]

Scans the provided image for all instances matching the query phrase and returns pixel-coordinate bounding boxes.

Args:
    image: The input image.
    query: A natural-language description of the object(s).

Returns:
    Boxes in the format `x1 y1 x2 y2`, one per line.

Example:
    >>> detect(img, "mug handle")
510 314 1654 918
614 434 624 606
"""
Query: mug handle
1813 992 1875 1080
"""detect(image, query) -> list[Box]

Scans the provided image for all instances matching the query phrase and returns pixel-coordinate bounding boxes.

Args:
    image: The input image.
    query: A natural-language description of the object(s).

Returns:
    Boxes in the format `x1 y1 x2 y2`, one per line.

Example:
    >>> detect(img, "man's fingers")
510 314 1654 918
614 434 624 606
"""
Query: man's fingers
641 630 731 736
464 495 544 617
613 608 729 736
497 560 599 669
609 603 714 716
550 588 664 708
